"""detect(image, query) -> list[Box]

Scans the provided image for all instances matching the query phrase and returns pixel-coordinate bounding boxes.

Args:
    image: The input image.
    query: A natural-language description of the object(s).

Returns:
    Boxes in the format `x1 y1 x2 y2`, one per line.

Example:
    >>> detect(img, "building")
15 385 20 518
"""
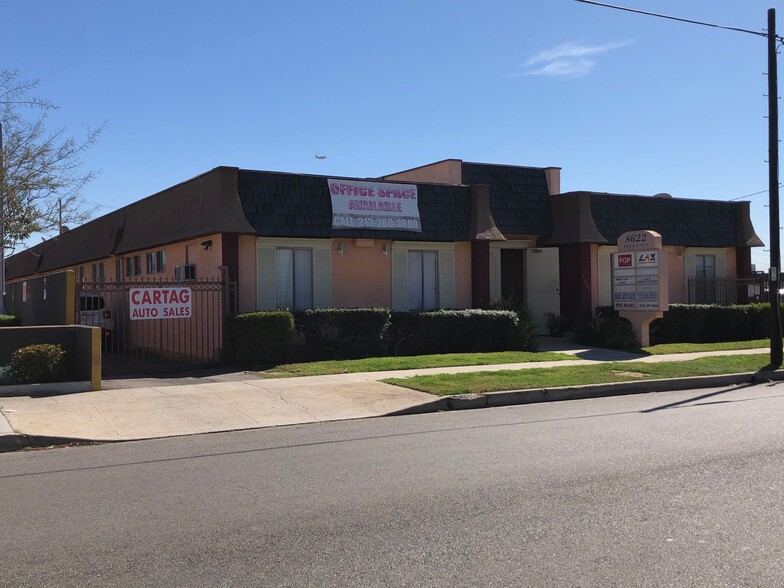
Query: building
6 160 762 341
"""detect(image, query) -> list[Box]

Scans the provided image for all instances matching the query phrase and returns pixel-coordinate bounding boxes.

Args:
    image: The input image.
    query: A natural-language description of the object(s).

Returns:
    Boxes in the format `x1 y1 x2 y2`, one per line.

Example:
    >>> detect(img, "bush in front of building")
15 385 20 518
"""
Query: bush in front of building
0 315 20 327
577 306 638 349
391 309 525 356
295 308 390 359
10 343 66 384
489 297 538 351
648 303 784 344
650 304 755 344
227 311 294 366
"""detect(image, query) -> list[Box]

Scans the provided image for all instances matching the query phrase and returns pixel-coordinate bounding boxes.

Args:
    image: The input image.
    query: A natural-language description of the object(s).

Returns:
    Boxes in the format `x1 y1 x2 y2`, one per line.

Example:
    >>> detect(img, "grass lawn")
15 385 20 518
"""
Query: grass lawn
642 339 769 355
382 354 773 396
259 351 578 378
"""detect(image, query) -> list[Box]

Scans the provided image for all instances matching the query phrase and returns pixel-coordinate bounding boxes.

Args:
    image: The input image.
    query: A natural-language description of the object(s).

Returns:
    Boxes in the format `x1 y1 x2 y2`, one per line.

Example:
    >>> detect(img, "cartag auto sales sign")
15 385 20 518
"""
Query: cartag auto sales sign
130 287 192 320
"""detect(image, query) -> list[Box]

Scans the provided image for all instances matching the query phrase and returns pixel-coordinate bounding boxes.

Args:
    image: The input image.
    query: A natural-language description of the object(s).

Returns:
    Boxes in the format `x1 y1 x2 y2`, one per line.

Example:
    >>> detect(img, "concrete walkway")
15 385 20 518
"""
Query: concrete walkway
0 345 775 449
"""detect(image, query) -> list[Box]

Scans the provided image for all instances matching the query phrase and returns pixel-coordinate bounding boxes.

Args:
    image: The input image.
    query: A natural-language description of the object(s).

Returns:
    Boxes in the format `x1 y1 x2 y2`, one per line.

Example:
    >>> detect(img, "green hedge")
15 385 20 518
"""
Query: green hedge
10 343 66 384
295 308 389 359
650 303 784 344
226 311 294 365
390 309 527 355
577 306 638 349
0 315 20 327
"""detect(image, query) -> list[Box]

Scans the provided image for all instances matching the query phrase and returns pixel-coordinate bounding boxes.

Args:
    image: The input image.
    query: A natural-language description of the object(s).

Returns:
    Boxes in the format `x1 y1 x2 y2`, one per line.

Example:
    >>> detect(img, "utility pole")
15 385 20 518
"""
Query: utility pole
0 121 6 315
576 1 783 366
767 8 782 366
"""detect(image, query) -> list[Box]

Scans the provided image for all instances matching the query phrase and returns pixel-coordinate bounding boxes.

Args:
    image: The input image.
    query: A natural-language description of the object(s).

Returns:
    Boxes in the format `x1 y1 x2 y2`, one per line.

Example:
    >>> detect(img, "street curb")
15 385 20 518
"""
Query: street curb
0 433 98 453
389 370 784 416
0 381 92 398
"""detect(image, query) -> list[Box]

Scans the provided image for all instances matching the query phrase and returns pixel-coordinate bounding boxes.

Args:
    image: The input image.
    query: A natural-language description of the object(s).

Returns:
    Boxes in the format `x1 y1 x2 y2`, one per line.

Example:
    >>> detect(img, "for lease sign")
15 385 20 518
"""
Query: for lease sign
130 288 192 320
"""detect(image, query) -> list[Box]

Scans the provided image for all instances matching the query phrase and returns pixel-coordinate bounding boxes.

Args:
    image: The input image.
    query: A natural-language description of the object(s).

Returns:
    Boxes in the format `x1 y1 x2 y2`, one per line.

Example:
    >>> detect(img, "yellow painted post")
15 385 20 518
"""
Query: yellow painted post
90 326 101 391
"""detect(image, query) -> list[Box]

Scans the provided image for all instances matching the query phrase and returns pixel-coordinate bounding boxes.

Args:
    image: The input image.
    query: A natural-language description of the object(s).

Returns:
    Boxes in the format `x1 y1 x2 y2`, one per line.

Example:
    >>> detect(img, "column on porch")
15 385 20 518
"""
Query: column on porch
468 184 505 309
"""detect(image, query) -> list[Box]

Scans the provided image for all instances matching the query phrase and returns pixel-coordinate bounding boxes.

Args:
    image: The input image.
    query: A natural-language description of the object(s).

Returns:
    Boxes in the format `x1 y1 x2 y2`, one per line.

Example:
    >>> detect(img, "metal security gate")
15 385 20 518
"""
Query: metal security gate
77 268 236 375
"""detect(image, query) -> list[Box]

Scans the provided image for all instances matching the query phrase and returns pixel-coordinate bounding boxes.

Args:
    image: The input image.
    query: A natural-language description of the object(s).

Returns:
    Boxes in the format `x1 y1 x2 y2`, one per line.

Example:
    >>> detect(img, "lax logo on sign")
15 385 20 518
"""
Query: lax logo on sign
636 251 658 266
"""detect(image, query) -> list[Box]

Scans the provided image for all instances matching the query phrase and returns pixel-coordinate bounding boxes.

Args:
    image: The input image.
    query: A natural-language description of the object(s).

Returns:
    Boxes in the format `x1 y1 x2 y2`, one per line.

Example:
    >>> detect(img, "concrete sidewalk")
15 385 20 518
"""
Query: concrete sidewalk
0 345 776 450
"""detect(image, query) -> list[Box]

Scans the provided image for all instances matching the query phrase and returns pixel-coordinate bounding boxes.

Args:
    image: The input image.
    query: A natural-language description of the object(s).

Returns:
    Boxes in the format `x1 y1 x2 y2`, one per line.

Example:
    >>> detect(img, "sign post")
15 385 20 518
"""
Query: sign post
612 230 669 346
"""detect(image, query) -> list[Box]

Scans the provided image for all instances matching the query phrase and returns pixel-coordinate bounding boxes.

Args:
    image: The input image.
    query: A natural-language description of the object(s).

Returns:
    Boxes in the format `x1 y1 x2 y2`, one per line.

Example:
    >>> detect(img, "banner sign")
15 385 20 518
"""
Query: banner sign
130 287 192 320
328 179 421 232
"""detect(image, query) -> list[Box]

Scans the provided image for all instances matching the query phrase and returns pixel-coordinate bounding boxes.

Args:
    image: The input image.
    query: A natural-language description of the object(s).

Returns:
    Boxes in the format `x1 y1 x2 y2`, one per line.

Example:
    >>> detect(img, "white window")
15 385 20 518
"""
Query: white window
275 248 313 310
407 250 438 310
146 250 167 274
391 242 455 311
695 254 716 280
126 255 142 277
256 238 332 310
685 248 728 304
174 264 197 282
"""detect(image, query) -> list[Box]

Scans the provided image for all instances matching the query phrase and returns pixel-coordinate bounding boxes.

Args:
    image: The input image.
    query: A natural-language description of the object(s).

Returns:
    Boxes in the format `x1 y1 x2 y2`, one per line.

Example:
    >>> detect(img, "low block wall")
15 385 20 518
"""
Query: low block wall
6 271 76 326
0 325 101 391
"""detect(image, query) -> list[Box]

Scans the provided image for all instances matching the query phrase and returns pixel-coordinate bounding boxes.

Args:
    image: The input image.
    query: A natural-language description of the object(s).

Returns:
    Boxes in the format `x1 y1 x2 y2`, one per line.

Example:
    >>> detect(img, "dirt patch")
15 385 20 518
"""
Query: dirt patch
612 371 648 378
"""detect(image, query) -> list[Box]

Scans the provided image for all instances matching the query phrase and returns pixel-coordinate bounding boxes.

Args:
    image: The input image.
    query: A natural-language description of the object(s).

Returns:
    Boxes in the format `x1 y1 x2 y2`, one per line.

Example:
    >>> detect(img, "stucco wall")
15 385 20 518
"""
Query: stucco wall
454 241 472 309
383 160 463 184
332 239 392 308
666 247 686 304
237 235 257 313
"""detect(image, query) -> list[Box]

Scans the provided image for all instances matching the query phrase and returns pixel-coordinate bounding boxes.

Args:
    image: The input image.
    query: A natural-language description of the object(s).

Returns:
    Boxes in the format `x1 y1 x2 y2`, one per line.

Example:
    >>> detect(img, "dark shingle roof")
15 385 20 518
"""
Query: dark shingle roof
237 170 472 241
460 163 552 235
589 193 755 247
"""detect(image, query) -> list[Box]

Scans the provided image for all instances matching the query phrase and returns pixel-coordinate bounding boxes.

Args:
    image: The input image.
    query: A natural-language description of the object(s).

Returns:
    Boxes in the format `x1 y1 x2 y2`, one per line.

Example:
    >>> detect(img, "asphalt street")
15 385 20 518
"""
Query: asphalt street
2 381 784 587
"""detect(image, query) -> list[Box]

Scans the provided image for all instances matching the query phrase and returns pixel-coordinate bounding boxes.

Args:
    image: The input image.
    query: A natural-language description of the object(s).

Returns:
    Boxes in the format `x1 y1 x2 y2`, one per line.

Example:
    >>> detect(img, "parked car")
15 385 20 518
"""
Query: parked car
79 293 114 344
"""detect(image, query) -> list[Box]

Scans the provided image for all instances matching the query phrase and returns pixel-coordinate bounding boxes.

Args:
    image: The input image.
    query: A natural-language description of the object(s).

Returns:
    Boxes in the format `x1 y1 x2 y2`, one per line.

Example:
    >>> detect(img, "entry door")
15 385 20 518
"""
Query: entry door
500 249 526 303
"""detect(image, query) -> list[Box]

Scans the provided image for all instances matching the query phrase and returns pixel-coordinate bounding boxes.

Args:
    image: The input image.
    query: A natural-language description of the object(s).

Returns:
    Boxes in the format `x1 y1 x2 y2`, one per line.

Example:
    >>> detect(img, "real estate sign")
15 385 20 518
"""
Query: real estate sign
130 287 192 320
611 231 668 312
328 179 421 232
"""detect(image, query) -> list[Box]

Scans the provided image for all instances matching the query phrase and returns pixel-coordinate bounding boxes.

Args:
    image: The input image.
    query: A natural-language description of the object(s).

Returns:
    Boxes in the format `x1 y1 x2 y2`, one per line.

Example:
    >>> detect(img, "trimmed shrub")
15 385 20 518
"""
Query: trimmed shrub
227 311 294 366
0 365 14 386
647 303 784 344
651 304 754 344
577 306 638 349
391 309 524 356
296 308 390 359
0 315 20 327
10 344 66 384
489 297 538 351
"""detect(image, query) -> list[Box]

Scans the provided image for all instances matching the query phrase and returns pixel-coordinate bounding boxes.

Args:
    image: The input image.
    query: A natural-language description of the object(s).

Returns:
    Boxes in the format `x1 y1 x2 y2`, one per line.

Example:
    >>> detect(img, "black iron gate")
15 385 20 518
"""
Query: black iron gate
77 268 236 375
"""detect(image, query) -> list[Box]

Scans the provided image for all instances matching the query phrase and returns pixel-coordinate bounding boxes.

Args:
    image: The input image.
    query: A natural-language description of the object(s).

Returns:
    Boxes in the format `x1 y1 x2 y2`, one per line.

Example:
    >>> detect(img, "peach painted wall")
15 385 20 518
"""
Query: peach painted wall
330 239 472 309
454 241 471 309
726 248 737 277
544 167 561 195
666 247 686 304
237 235 257 313
383 160 463 184
590 244 600 310
162 234 224 280
332 239 392 308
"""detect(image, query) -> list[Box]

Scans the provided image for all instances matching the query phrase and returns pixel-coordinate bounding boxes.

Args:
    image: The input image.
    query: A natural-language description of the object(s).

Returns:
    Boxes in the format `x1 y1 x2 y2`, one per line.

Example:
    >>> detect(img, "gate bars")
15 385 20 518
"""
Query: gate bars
77 267 236 372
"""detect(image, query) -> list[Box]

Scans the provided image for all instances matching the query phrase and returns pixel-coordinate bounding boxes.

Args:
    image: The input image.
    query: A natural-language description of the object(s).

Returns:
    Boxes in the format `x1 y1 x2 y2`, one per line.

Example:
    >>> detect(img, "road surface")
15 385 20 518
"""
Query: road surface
2 381 784 586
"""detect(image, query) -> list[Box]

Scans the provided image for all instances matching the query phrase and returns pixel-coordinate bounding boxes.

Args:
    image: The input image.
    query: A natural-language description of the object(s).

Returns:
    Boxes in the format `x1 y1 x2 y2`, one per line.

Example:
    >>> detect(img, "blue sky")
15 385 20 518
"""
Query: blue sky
3 0 782 269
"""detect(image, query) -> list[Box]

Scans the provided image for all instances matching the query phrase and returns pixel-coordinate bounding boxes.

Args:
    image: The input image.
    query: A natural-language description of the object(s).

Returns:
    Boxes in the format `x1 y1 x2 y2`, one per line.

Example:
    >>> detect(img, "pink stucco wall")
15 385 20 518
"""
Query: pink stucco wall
666 247 686 304
330 239 472 309
332 240 392 308
383 160 463 184
237 235 257 313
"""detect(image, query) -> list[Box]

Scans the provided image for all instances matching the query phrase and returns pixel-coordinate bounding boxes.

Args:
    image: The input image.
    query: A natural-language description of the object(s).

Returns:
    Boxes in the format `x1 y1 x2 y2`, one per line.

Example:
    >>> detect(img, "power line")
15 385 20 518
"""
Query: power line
574 0 779 41
730 185 783 201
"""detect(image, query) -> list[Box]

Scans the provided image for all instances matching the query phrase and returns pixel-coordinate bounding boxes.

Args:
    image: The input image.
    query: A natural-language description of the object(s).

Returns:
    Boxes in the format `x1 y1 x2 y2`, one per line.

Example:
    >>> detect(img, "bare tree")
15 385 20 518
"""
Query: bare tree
0 70 103 245
0 69 103 312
